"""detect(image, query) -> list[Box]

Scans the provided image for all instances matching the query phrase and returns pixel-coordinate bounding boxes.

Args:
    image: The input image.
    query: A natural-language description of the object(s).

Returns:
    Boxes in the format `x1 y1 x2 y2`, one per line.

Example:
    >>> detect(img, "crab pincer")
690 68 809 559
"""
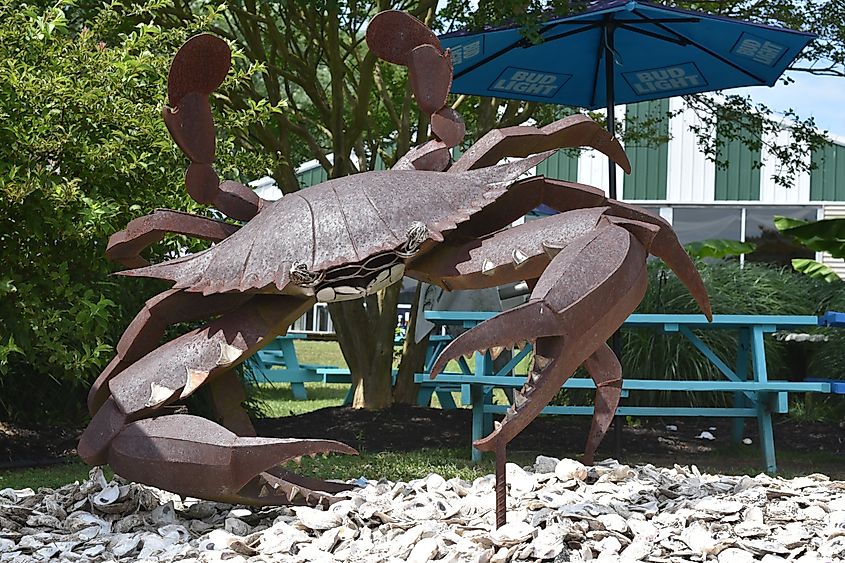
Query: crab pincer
428 214 710 460
106 415 356 507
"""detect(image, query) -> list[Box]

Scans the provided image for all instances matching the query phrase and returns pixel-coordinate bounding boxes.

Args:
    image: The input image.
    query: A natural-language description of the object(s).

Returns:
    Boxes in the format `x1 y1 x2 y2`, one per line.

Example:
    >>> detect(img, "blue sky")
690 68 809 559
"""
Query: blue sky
734 70 845 137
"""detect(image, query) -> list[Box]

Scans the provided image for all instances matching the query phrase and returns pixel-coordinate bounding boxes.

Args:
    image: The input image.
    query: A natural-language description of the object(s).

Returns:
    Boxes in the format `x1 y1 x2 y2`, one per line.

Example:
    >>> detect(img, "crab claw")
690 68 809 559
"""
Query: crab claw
430 219 656 452
104 414 357 507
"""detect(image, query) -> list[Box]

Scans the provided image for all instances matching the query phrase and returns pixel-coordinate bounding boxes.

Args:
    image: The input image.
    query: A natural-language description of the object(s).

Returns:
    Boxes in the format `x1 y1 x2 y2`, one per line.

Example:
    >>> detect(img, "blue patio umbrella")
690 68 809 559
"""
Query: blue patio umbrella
439 0 815 198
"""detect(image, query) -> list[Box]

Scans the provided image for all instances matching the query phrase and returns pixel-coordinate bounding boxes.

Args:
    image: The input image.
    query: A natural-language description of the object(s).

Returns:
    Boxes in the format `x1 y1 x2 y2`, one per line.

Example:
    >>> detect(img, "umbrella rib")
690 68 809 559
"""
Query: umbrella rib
536 22 603 44
618 23 689 46
614 17 700 24
453 22 599 80
632 8 768 84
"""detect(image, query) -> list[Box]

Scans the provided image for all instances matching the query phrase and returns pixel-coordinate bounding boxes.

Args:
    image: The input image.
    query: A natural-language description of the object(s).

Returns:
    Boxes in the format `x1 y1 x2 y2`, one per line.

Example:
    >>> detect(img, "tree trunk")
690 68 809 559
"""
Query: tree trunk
394 283 428 404
329 282 400 410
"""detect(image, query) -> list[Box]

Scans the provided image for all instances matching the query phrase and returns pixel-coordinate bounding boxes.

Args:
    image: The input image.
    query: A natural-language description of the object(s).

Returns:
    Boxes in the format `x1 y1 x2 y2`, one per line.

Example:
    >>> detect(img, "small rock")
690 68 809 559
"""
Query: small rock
224 517 251 536
697 431 716 441
718 547 755 563
533 455 559 474
491 521 535 547
407 537 439 563
555 458 588 481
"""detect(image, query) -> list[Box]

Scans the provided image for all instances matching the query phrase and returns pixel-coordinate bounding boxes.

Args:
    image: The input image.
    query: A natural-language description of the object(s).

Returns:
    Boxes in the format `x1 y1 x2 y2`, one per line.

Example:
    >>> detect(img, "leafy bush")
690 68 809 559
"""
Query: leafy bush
0 1 271 423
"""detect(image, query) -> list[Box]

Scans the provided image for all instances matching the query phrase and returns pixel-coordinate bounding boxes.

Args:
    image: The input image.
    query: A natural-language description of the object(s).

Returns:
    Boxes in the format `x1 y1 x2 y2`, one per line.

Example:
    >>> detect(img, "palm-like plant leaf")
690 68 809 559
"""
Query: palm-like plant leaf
775 216 845 259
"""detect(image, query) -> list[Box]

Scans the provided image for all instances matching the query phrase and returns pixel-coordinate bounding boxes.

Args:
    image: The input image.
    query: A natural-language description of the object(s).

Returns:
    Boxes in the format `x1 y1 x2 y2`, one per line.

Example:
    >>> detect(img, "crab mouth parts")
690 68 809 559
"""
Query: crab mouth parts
312 252 406 303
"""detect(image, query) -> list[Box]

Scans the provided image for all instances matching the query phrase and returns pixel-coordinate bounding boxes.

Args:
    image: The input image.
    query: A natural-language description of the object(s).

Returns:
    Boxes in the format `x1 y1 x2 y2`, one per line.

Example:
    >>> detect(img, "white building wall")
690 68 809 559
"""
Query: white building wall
665 98 716 204
759 127 812 204
822 205 845 281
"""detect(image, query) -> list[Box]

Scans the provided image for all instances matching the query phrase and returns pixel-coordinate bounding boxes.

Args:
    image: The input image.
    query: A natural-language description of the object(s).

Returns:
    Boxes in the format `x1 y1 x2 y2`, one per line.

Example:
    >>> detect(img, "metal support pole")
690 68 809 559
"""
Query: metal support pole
495 440 507 528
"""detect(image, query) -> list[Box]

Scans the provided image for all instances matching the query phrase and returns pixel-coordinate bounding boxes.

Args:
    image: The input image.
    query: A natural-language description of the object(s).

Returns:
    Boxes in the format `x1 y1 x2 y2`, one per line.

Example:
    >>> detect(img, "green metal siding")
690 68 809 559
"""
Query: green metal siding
714 119 761 201
810 142 845 201
297 166 328 188
623 99 669 200
536 149 578 181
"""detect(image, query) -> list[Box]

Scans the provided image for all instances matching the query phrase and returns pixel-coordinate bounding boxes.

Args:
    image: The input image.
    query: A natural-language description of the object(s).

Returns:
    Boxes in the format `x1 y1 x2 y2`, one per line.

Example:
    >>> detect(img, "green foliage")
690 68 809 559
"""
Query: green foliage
685 239 757 260
790 258 841 282
775 216 845 259
0 1 271 423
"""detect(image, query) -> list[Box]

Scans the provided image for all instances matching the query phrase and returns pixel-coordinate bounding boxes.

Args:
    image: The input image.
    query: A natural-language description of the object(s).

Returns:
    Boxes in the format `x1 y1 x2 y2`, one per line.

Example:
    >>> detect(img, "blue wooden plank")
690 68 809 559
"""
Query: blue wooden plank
282 332 309 340
805 378 845 394
484 405 760 417
678 326 739 380
423 311 820 329
419 374 831 393
493 344 533 376
732 329 751 443
819 311 845 327
254 370 323 384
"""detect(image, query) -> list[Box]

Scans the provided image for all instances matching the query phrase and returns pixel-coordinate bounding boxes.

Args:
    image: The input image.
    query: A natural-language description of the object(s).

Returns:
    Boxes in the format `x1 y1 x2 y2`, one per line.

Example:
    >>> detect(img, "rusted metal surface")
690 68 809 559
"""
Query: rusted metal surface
106 209 240 268
367 10 465 148
495 440 507 528
582 343 623 466
81 12 709 516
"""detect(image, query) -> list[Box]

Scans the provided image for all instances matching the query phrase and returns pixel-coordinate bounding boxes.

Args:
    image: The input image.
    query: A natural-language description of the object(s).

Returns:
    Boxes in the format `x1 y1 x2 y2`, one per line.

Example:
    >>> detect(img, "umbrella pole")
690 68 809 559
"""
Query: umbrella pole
604 19 625 457
604 20 618 201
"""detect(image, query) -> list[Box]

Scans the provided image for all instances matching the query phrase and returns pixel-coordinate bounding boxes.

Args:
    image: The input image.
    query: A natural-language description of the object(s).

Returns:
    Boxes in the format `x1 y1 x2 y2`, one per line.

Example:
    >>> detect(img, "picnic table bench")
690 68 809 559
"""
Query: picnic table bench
248 333 340 400
249 333 451 405
414 311 843 471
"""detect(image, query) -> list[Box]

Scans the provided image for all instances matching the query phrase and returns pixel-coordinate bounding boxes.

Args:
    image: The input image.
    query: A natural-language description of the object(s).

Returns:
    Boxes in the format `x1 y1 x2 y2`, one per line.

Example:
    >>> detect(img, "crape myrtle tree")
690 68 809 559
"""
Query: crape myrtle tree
155 0 568 410
0 0 273 423
159 0 841 410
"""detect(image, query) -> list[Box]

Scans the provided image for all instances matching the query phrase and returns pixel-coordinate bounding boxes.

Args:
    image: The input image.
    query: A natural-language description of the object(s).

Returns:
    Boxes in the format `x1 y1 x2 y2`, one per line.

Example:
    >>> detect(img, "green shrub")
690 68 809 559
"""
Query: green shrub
0 1 271 423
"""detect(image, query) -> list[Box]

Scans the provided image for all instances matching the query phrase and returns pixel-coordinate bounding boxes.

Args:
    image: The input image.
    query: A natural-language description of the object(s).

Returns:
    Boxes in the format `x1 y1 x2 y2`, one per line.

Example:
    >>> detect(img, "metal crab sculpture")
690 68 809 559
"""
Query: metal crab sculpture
79 11 710 518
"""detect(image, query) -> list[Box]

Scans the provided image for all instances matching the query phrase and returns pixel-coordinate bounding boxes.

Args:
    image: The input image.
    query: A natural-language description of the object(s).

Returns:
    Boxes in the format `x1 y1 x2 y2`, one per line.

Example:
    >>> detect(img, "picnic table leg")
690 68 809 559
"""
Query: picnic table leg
280 339 309 401
757 399 777 474
342 384 354 406
751 325 777 473
479 352 494 445
291 382 308 401
416 386 435 407
732 329 751 444
471 383 485 463
436 389 457 409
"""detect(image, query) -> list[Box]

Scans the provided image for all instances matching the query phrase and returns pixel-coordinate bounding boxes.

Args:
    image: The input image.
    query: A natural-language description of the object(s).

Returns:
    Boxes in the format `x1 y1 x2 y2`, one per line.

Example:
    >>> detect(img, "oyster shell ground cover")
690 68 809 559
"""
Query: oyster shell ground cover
1 457 844 562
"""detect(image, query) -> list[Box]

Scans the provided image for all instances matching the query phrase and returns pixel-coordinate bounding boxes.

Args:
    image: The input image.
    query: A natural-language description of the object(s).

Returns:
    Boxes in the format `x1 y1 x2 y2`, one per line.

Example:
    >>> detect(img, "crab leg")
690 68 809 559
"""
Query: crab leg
436 176 711 320
392 140 452 172
366 10 466 147
449 115 630 174
108 415 355 506
428 218 656 452
582 343 622 465
88 289 250 415
79 294 356 506
105 209 240 268
164 34 268 220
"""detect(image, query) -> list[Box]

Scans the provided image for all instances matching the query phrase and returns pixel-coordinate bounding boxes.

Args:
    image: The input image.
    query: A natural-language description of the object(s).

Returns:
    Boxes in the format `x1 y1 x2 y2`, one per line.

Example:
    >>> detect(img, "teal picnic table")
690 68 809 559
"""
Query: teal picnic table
249 332 451 406
414 311 837 471
248 333 332 400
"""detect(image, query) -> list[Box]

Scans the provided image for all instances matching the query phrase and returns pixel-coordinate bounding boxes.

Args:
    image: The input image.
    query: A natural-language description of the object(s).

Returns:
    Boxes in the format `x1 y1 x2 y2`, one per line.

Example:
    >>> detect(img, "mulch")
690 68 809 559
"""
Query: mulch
3 404 843 474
